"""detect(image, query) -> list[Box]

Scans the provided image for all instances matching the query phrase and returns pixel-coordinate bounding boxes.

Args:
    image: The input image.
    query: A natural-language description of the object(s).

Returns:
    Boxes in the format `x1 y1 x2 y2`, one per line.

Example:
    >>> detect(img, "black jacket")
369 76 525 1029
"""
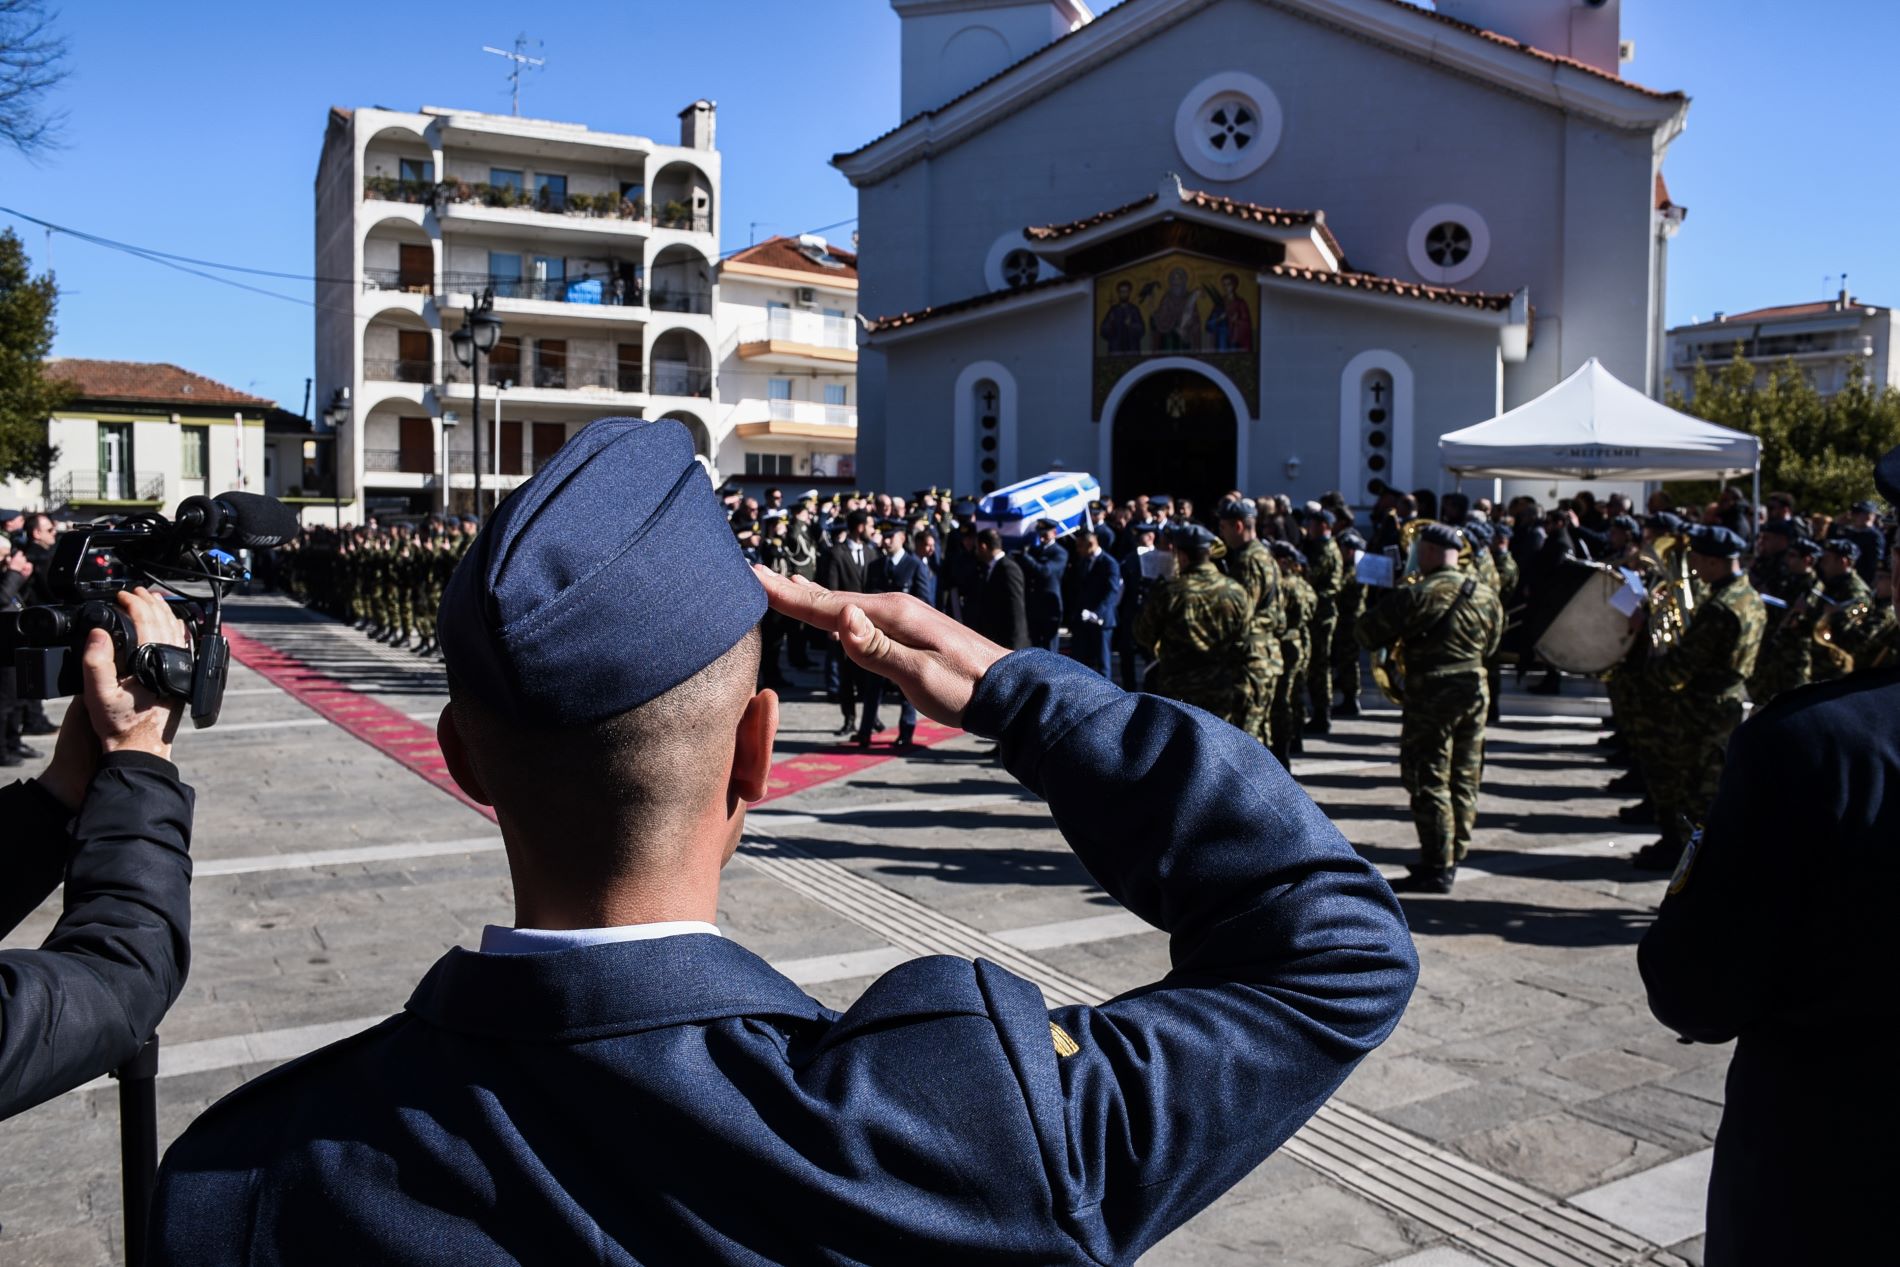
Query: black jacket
1640 668 1897 1266
976 555 1030 650
0 753 194 1120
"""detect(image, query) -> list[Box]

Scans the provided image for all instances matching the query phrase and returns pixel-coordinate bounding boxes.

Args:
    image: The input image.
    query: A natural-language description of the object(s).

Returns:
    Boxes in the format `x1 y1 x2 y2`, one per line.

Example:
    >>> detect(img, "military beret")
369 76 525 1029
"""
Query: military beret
1689 525 1746 559
1463 520 1493 547
1759 519 1798 538
1268 539 1302 562
1494 520 1514 539
1168 522 1217 550
1337 529 1367 551
1851 499 1879 515
1876 443 1900 507
1824 537 1860 562
0 508 20 520
1791 537 1825 558
1610 514 1641 536
1647 512 1685 535
1217 497 1257 521
1418 523 1467 550
439 418 766 727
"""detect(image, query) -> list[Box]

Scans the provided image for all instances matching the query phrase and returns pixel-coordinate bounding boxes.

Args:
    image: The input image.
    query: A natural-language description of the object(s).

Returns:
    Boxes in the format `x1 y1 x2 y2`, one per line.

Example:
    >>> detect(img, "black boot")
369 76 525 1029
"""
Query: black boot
894 727 916 751
1335 698 1360 719
1393 865 1456 894
1529 670 1562 695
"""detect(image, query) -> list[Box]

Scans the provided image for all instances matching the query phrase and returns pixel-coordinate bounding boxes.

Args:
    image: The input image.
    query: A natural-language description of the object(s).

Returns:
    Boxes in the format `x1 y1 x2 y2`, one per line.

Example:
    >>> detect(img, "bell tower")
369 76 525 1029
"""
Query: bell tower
891 0 1094 120
1432 0 1622 77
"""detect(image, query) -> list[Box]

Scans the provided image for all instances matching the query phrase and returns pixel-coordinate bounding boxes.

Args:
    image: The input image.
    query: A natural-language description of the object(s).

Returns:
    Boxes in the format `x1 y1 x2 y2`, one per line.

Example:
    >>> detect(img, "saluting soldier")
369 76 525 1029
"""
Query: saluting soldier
1747 536 1825 704
1354 523 1503 893
1215 498 1282 748
1268 540 1316 765
1300 507 1343 734
1628 525 1765 872
1134 523 1252 727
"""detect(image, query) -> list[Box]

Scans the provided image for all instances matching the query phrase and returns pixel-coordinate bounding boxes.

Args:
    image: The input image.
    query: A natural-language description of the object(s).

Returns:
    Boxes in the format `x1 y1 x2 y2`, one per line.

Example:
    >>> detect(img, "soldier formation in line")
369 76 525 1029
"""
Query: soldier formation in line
261 474 1897 898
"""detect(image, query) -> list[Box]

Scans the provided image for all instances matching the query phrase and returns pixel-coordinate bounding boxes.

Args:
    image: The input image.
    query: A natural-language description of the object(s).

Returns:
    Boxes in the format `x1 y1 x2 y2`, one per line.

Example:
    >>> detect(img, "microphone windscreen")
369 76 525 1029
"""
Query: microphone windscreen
214 493 302 548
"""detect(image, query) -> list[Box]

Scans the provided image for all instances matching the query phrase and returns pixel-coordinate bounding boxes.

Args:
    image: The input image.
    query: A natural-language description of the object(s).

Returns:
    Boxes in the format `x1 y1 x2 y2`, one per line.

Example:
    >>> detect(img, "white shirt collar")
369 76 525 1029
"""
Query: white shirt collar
479 920 721 955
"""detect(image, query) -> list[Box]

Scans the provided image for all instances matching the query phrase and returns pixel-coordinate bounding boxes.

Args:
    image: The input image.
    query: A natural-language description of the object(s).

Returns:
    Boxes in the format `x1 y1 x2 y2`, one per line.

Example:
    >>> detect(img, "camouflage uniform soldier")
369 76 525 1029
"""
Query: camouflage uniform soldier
1603 518 1673 817
1300 510 1343 734
1354 523 1503 893
1215 498 1282 747
1134 523 1252 727
1629 525 1765 872
1747 537 1824 705
1331 529 1368 718
1809 539 1873 683
1268 541 1316 767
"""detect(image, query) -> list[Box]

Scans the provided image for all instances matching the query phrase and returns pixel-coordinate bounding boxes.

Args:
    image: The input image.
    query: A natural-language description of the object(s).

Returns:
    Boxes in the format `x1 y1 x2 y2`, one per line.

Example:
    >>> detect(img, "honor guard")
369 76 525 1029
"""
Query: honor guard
1267 540 1317 764
1354 523 1504 893
1215 498 1282 747
1134 522 1253 727
1331 528 1368 718
1299 506 1344 734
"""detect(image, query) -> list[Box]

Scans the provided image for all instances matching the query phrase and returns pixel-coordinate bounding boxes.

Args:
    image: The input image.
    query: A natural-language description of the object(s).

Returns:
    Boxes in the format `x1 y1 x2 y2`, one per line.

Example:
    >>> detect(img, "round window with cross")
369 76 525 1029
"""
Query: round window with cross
1407 204 1490 285
1424 221 1473 269
1001 249 1041 289
1201 95 1257 155
1174 72 1282 182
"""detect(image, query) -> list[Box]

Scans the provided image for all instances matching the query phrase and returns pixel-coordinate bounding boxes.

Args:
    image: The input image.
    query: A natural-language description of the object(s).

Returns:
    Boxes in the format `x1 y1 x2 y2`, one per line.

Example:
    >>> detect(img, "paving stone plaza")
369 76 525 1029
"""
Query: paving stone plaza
0 597 1726 1266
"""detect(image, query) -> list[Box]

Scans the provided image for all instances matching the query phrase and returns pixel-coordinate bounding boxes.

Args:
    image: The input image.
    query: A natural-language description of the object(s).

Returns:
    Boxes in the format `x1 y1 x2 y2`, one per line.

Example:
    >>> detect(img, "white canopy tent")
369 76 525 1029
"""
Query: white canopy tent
1439 358 1760 505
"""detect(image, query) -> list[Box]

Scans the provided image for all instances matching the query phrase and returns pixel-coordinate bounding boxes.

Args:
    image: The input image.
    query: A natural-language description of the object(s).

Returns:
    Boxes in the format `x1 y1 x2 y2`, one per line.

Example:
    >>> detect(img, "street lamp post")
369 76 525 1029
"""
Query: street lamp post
449 289 504 518
322 387 351 529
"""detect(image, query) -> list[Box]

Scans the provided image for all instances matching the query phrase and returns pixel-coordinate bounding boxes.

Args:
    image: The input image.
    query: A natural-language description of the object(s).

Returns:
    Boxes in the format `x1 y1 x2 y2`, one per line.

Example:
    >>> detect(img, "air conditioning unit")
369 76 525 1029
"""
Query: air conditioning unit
795 287 817 307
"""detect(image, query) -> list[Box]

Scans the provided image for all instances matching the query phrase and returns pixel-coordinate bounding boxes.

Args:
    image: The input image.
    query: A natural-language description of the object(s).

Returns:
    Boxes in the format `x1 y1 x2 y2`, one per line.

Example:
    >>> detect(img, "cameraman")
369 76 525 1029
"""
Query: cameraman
0 587 195 1120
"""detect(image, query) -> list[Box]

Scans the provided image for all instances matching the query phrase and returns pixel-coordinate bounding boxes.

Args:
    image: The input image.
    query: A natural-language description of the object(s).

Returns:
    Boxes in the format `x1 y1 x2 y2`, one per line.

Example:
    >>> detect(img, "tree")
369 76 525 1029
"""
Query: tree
1664 346 1900 514
0 0 67 156
0 226 69 484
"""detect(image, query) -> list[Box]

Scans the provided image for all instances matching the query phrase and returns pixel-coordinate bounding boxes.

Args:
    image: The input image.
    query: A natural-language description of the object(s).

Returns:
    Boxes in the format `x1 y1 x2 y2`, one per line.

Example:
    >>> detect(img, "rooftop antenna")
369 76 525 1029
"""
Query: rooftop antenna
482 35 545 116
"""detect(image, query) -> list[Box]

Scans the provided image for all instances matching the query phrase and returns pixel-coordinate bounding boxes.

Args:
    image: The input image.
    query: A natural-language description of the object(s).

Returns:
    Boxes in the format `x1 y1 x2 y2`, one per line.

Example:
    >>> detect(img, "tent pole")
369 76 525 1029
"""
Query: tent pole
1752 466 1761 530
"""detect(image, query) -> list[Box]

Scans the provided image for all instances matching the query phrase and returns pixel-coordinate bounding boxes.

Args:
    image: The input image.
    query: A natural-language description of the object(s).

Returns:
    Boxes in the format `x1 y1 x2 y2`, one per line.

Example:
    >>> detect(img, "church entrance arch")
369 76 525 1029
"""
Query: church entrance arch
1106 365 1241 515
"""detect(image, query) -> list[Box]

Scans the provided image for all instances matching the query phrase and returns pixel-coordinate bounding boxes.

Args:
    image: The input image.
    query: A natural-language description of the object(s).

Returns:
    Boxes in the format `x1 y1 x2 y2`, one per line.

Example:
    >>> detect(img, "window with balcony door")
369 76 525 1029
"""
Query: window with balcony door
746 453 795 477
532 255 565 301
398 243 432 294
98 423 132 500
824 385 847 407
180 426 209 479
616 343 643 393
536 340 567 390
490 168 523 195
398 417 433 474
535 173 568 213
768 379 792 400
399 158 434 184
398 329 432 383
500 419 524 476
489 251 523 299
532 422 566 471
489 336 522 387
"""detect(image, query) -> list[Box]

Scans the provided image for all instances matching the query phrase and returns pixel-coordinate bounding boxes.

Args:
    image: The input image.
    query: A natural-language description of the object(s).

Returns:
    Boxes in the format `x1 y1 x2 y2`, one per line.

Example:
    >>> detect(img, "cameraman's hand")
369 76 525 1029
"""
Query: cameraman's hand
754 565 1007 727
83 587 189 760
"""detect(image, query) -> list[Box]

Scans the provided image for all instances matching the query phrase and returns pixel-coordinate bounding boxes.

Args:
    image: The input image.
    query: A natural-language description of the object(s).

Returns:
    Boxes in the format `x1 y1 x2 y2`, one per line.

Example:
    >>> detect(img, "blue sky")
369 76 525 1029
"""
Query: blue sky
2 0 1893 411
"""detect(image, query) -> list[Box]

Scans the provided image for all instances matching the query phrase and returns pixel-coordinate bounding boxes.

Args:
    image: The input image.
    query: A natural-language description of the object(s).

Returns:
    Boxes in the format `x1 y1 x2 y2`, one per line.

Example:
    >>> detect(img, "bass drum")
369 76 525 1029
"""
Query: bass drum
1535 562 1638 675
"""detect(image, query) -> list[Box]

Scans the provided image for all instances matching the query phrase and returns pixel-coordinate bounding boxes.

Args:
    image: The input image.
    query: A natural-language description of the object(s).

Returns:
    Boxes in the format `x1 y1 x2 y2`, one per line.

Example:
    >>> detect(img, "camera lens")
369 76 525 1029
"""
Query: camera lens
16 606 70 643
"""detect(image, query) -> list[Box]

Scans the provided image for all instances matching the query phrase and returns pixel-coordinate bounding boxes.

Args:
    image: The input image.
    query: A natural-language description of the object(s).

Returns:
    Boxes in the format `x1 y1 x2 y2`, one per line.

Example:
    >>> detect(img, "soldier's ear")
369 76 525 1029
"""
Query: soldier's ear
437 704 492 806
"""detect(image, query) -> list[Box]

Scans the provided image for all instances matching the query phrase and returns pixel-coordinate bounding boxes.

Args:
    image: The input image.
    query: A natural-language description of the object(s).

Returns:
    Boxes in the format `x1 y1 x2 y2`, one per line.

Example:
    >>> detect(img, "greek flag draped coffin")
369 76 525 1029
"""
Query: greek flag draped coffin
974 472 1101 547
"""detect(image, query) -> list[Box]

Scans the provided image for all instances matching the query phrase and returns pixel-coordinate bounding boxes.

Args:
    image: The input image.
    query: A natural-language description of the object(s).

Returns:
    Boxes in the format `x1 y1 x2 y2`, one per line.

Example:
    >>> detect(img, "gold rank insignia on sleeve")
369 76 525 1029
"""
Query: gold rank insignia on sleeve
1667 827 1702 897
1049 1021 1080 1058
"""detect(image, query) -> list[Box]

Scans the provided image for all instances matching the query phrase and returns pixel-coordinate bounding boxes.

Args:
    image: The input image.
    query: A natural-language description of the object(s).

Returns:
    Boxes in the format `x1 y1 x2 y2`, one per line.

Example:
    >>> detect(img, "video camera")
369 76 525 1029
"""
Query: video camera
2 492 300 729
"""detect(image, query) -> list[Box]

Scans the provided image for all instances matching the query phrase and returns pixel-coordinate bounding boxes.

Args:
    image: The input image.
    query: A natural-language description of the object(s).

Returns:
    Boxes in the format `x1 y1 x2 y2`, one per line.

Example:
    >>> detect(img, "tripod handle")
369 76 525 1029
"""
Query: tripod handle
112 1036 160 1267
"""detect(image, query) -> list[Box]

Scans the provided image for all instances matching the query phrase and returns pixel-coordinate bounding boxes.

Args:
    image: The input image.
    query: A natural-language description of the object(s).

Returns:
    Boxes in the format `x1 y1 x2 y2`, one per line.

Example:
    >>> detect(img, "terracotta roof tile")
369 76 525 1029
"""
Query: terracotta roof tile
1709 300 1863 325
865 276 1073 335
722 234 857 280
1024 193 1161 241
46 359 275 408
836 0 1681 166
1266 265 1515 312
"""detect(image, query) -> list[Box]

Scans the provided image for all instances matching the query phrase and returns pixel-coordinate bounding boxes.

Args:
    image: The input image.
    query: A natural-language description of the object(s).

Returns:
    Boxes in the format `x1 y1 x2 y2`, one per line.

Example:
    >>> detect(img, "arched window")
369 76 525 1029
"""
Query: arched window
1337 352 1414 501
953 362 1016 494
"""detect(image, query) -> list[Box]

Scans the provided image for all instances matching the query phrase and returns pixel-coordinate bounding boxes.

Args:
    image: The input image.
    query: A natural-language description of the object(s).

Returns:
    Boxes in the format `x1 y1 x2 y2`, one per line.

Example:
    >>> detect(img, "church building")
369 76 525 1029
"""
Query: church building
836 0 1689 509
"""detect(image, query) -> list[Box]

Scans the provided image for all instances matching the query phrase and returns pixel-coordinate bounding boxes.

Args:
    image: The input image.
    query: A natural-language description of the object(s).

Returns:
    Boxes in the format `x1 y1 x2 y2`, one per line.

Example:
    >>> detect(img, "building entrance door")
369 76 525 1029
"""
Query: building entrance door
1109 370 1237 517
98 424 132 500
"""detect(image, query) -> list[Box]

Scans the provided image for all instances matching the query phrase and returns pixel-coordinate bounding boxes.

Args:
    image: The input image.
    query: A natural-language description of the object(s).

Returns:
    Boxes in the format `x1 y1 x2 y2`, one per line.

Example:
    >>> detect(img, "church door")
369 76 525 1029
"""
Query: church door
1110 369 1238 517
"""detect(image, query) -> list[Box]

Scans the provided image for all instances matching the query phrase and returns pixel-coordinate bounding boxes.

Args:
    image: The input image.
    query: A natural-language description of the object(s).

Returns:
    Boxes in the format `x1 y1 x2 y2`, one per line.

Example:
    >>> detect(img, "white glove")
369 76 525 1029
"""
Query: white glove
1079 609 1103 626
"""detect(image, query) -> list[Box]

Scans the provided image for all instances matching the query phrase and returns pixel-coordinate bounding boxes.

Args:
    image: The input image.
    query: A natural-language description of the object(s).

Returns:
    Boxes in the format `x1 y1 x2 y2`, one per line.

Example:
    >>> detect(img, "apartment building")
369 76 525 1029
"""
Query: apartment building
714 235 858 487
0 359 268 516
1667 289 1896 401
315 99 721 519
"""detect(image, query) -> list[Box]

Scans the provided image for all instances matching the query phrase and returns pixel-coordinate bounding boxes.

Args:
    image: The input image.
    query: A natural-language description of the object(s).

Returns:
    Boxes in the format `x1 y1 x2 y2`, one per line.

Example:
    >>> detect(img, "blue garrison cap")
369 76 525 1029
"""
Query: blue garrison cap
1688 525 1746 559
1610 514 1641 536
1759 519 1798 539
1824 537 1860 563
439 418 766 726
1648 512 1685 536
1462 520 1493 547
1168 522 1217 550
1418 523 1467 550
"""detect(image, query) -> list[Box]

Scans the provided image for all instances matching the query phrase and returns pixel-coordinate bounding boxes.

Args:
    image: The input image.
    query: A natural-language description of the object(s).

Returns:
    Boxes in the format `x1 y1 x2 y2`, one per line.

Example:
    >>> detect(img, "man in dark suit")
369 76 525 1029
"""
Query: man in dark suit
2 587 194 1120
1116 520 1161 689
150 416 1418 1265
856 521 936 748
816 509 874 736
1021 519 1068 652
1068 526 1122 677
973 527 1030 650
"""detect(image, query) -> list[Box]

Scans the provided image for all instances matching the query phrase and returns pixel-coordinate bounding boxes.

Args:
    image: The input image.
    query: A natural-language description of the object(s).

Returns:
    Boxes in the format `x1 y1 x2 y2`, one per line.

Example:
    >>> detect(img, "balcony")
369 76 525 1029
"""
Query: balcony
735 398 857 443
654 205 711 233
650 361 713 398
364 448 434 475
440 181 646 221
363 176 436 205
442 270 645 310
364 267 432 296
442 359 645 394
737 310 857 366
54 470 166 506
364 357 434 384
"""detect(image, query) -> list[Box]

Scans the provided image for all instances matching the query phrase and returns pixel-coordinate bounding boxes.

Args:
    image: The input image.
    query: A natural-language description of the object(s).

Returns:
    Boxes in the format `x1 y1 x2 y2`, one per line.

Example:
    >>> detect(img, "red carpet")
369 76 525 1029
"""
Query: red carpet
223 625 963 823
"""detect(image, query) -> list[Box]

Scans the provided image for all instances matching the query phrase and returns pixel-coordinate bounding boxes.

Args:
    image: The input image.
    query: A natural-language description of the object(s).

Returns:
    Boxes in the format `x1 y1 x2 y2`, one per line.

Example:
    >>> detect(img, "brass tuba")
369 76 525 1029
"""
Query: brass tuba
1369 518 1434 705
1647 533 1696 661
1813 597 1872 675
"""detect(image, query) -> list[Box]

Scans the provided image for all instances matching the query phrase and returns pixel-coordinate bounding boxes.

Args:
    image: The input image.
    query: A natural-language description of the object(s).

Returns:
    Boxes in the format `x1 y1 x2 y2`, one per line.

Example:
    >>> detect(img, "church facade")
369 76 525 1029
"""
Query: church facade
836 0 1689 508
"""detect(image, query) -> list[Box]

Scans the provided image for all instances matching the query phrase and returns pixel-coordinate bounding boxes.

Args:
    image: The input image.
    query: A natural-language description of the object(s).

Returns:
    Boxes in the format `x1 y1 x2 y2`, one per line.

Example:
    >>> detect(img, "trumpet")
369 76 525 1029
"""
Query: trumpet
1813 598 1872 675
1369 518 1434 705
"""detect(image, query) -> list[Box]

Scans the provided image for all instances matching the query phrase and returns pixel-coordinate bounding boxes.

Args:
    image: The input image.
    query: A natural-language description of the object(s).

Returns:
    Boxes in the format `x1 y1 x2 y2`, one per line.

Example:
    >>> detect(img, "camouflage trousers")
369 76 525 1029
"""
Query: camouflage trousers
1306 613 1338 718
1332 616 1362 706
1146 662 1250 730
1647 690 1744 847
1399 671 1488 871
1244 630 1281 748
1608 662 1670 796
1270 635 1308 763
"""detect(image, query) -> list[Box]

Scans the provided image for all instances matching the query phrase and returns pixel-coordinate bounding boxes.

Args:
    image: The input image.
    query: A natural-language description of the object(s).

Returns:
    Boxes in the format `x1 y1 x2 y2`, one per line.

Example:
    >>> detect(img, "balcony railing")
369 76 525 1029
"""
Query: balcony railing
765 398 856 427
362 176 436 205
442 359 643 392
441 181 647 222
364 448 435 474
653 205 711 233
649 288 712 315
363 357 434 384
743 309 856 351
364 267 432 295
54 470 165 504
651 361 712 397
441 270 644 308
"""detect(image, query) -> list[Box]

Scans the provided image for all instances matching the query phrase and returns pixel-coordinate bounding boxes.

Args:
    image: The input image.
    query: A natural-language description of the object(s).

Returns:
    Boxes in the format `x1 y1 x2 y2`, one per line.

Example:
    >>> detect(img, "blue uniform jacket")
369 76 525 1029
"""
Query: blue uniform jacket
1069 550 1123 631
1021 542 1067 632
151 652 1418 1265
867 549 935 608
